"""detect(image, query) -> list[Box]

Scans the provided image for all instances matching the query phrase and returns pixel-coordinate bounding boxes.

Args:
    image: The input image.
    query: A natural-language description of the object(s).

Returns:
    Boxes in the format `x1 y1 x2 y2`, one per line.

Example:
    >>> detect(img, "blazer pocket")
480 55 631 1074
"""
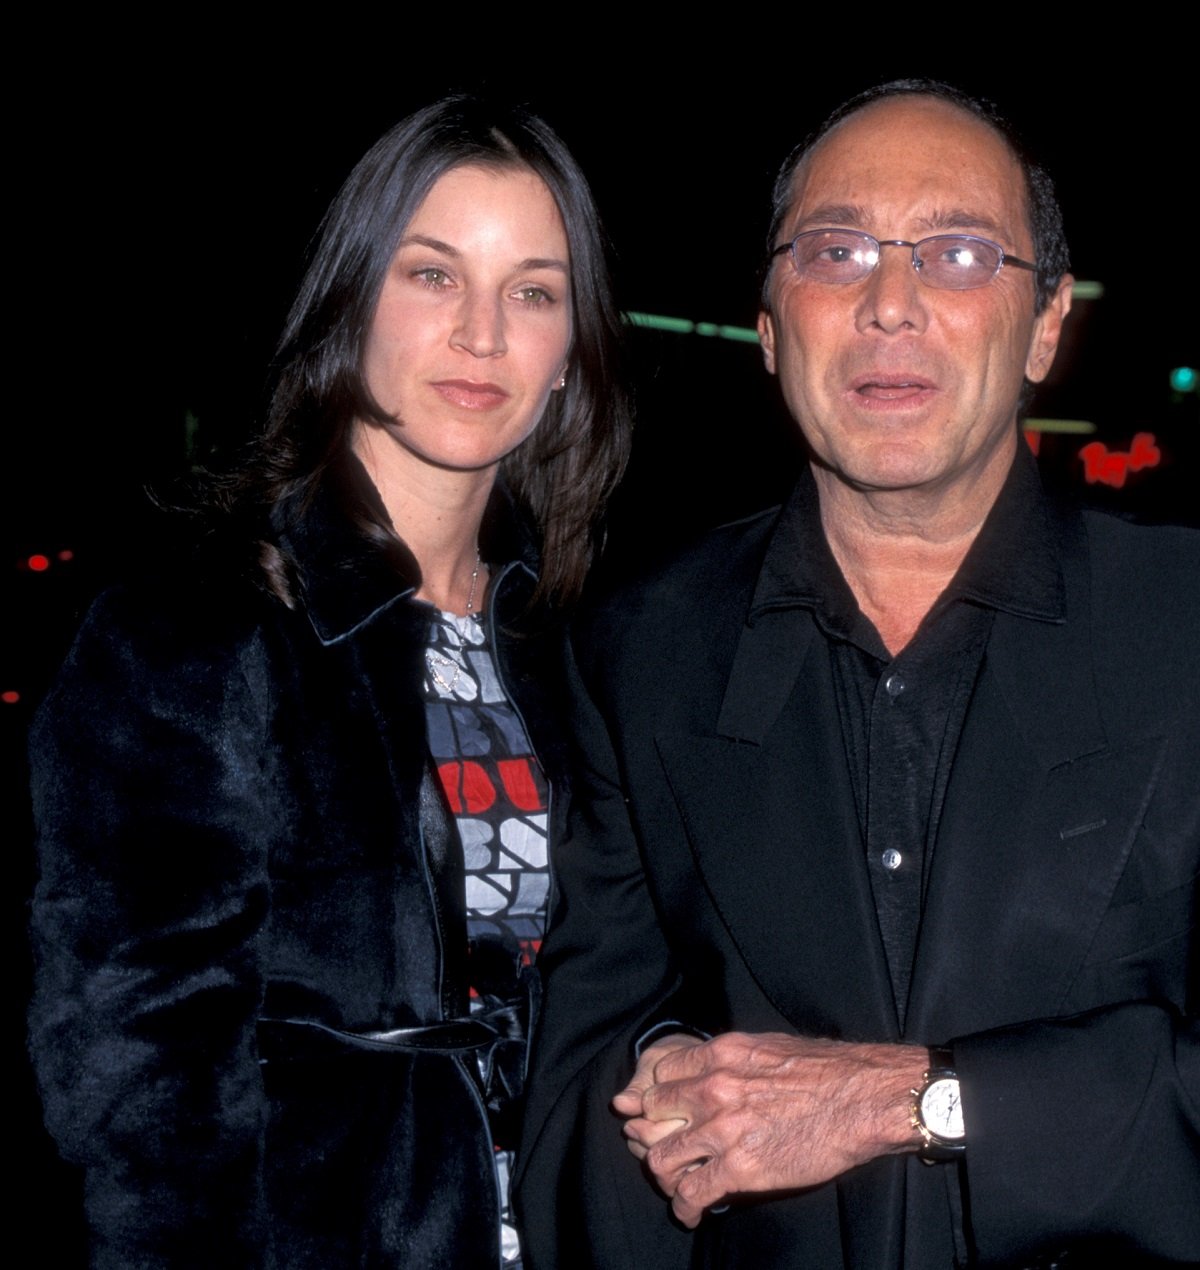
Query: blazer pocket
1061 872 1196 1014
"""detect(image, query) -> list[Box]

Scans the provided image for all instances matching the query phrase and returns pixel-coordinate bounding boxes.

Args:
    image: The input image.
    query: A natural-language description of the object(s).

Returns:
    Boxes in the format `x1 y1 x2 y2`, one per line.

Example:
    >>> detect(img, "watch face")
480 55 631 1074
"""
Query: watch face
921 1077 964 1141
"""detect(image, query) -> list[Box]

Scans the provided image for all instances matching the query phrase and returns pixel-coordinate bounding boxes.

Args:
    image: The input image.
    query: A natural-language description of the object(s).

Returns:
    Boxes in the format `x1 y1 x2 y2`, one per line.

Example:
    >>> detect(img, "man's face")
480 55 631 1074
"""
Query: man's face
758 96 1071 504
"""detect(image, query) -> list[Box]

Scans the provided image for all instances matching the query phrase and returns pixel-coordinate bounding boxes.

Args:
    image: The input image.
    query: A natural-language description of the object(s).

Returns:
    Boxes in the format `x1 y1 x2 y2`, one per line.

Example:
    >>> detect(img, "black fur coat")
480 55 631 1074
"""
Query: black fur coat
29 473 570 1268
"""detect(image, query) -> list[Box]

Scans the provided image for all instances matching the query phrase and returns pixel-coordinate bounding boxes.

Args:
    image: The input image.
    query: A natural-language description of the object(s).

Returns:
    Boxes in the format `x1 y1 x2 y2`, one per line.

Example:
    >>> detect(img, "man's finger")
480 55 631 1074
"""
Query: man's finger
622 1114 688 1156
651 1037 713 1083
644 1122 723 1198
669 1156 728 1228
611 1086 647 1116
622 1113 688 1162
612 1034 702 1117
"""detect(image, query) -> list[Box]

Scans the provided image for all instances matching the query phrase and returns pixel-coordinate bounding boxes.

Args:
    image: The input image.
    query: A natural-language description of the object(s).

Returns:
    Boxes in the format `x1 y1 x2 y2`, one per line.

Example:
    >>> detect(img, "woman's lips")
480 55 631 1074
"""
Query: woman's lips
431 379 510 410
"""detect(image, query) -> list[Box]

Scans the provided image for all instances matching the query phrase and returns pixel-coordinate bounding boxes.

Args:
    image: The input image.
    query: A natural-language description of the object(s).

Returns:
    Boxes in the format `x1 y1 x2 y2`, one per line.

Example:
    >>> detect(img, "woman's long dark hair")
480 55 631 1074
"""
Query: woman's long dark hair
227 95 632 608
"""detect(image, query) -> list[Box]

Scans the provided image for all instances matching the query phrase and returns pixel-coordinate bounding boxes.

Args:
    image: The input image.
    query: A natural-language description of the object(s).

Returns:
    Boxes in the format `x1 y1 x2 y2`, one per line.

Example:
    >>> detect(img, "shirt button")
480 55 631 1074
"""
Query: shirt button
881 848 903 871
885 673 906 698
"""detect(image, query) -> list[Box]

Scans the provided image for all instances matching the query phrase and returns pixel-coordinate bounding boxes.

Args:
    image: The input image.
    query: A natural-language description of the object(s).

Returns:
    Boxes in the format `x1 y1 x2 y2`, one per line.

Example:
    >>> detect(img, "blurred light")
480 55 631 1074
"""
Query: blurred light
27 554 50 572
627 311 692 334
1 690 19 704
1170 366 1196 393
1072 280 1104 300
716 325 761 345
58 548 74 562
627 312 758 344
1022 418 1097 434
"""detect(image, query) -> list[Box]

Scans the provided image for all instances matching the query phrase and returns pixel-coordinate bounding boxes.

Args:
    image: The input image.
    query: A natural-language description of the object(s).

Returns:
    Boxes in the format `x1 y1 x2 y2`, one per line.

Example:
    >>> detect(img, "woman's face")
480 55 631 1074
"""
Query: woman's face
359 163 572 480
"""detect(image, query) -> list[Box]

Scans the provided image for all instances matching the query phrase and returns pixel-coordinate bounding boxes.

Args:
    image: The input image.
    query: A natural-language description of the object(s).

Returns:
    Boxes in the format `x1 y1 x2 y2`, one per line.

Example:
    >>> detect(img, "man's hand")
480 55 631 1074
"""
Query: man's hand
612 1033 704 1160
614 1031 927 1228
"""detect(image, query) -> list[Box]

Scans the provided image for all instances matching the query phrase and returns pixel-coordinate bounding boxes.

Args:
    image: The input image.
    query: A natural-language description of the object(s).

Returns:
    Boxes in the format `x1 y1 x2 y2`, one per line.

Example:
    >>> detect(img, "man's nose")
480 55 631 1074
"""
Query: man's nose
854 245 929 336
451 291 507 358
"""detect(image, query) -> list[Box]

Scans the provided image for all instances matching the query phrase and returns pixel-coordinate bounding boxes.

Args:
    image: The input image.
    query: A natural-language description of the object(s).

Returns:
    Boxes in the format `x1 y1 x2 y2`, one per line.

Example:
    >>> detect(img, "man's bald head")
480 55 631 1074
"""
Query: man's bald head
762 80 1069 314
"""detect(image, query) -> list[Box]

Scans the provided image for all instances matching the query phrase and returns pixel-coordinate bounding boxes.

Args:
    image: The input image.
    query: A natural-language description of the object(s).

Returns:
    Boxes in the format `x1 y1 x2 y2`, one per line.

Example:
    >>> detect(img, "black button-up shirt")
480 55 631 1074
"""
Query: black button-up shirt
780 446 1064 1026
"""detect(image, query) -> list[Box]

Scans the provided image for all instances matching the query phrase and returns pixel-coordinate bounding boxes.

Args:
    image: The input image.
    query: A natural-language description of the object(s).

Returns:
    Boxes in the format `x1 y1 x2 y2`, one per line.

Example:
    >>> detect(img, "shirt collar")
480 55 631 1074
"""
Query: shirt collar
749 441 1065 630
946 441 1065 622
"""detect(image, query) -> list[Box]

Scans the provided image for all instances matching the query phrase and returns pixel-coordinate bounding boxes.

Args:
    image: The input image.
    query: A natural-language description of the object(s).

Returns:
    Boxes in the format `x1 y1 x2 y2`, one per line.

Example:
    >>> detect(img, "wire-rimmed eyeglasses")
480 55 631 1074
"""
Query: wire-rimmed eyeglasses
771 230 1037 291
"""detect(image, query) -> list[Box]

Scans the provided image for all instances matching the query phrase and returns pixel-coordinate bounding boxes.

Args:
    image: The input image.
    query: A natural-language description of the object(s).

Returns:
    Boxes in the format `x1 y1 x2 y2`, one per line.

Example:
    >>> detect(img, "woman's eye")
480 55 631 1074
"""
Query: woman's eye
413 267 451 288
514 286 553 305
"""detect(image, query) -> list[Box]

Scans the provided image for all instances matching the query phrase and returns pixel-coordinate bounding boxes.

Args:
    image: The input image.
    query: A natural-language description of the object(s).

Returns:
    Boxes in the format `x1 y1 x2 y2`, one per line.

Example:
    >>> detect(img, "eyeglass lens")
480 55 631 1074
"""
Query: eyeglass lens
790 231 1007 290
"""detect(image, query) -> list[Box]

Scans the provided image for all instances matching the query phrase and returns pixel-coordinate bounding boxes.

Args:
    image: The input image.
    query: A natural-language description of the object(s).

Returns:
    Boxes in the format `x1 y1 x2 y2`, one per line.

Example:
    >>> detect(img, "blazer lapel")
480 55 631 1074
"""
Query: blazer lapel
906 525 1166 1041
655 605 898 1042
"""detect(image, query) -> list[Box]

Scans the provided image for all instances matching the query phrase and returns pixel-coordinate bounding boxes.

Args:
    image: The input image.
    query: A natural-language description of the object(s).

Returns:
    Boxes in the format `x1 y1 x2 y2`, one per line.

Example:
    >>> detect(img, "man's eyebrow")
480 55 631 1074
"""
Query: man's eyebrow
912 208 1010 239
790 204 870 233
788 205 1015 243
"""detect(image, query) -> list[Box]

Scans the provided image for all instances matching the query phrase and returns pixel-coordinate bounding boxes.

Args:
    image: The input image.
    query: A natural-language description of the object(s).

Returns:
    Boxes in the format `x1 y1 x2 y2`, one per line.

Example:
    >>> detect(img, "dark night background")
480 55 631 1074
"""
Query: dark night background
9 43 1196 1256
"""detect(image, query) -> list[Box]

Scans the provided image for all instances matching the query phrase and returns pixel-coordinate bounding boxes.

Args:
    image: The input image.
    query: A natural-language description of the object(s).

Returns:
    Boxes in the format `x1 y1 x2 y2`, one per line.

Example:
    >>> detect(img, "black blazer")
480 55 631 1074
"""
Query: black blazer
517 471 1199 1268
29 476 570 1268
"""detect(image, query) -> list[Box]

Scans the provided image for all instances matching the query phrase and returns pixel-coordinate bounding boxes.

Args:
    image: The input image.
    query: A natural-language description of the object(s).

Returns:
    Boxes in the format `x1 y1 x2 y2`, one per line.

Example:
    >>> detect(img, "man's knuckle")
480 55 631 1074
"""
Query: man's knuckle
708 1069 744 1104
646 1138 674 1174
724 1142 753 1179
676 1171 706 1204
717 1031 754 1058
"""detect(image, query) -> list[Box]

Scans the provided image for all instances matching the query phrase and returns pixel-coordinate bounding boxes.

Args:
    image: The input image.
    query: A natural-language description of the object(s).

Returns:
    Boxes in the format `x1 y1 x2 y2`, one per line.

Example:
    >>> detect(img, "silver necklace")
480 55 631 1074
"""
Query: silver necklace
464 549 482 616
425 549 483 696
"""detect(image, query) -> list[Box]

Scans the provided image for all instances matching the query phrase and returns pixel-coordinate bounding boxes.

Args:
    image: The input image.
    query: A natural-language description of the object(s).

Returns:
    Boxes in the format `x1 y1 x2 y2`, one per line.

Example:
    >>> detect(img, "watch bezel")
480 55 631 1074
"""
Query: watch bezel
919 1074 964 1141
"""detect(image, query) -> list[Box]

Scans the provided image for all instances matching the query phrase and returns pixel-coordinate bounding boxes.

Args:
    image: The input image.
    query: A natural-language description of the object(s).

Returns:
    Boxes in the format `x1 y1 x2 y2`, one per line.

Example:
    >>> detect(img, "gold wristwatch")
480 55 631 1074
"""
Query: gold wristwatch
910 1046 965 1161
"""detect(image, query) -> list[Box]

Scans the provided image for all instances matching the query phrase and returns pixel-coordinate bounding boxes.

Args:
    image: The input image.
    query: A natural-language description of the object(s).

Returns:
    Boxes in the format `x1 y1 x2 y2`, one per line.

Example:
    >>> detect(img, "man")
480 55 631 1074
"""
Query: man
516 82 1199 1268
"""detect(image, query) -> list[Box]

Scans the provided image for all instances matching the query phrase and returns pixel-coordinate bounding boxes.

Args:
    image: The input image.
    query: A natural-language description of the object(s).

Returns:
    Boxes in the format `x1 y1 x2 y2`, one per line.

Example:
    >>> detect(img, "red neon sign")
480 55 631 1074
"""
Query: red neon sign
1078 432 1162 489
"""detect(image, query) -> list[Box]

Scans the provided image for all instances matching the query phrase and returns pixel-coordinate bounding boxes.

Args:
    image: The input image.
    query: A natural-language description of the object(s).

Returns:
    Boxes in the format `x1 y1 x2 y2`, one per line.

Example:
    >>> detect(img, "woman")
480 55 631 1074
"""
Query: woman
29 96 631 1268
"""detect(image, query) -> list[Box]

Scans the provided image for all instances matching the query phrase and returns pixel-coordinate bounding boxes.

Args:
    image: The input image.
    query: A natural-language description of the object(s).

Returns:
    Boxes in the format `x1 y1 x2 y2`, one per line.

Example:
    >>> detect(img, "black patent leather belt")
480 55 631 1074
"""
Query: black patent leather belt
258 1001 525 1062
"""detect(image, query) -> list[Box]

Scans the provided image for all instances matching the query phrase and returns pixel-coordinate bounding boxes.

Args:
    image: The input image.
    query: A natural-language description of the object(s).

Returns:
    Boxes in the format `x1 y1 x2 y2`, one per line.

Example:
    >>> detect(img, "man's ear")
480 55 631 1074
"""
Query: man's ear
1026 275 1073 384
757 310 778 375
